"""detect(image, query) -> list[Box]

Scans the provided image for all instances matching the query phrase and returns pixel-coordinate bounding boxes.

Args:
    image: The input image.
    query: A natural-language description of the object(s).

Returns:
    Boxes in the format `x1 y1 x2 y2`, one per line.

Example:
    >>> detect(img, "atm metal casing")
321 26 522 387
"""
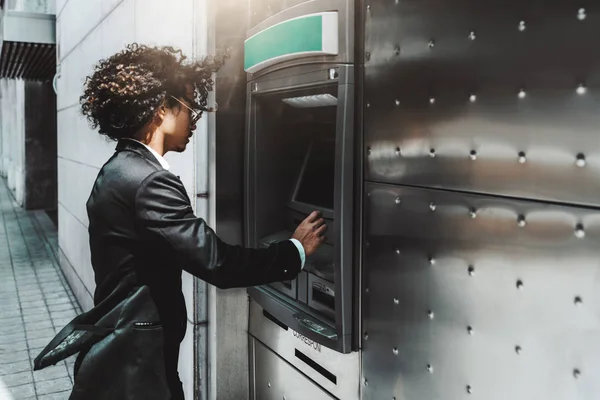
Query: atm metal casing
245 63 355 353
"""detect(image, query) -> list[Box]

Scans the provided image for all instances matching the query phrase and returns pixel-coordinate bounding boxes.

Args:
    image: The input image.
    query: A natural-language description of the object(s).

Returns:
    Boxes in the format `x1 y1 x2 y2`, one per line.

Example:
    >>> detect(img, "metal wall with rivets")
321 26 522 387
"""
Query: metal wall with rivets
361 1 600 399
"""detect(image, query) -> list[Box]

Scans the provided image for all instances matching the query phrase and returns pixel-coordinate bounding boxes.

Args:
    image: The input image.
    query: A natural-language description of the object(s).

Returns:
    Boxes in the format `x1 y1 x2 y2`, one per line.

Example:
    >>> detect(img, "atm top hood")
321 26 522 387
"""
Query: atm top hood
0 9 56 80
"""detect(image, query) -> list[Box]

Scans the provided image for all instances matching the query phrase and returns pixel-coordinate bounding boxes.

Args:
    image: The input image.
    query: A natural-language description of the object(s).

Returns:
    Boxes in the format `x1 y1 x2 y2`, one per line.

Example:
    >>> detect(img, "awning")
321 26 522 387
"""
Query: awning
0 10 56 81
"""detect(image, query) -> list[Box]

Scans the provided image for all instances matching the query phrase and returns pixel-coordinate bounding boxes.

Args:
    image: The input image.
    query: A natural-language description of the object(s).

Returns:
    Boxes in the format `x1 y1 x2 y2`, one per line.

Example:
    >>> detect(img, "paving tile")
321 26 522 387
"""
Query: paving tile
27 328 57 340
20 299 46 310
44 297 70 307
35 376 73 396
0 340 28 353
0 297 20 306
28 337 54 350
0 316 23 326
37 390 71 400
2 370 33 388
50 310 76 320
33 364 69 383
22 306 50 317
19 288 43 297
0 360 32 375
43 292 69 301
0 308 23 319
23 312 51 324
14 276 37 284
0 323 24 336
0 331 26 345
0 349 30 364
8 382 36 398
25 319 54 332
52 318 73 328
47 303 73 313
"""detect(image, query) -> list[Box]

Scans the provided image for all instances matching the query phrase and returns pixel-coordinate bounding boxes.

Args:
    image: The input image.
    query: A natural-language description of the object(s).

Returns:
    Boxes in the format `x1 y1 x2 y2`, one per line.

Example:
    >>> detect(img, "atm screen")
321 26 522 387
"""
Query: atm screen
294 139 335 210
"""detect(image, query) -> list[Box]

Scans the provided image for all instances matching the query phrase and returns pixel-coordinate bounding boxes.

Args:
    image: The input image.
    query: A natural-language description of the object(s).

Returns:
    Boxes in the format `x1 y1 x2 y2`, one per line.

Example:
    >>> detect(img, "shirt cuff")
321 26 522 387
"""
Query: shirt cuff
289 238 306 270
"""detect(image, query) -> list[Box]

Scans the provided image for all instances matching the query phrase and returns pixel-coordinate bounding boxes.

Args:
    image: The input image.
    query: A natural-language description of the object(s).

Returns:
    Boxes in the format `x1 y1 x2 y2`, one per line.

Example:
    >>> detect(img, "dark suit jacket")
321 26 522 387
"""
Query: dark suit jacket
81 138 301 398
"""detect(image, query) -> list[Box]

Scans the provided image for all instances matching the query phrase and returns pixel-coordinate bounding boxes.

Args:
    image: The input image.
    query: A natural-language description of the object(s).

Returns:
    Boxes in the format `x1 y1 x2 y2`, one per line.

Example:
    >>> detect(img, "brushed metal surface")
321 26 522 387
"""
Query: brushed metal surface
361 182 600 400
248 299 360 400
250 337 336 400
364 0 600 207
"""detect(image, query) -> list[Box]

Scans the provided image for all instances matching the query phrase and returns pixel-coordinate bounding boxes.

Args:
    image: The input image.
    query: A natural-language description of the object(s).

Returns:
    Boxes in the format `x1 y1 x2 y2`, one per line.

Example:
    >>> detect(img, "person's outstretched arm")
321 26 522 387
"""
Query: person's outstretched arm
134 170 325 289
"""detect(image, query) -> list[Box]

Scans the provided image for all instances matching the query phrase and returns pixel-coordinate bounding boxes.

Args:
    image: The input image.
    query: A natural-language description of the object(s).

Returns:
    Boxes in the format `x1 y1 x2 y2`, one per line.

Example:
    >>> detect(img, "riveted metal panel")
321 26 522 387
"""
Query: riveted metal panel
361 182 600 400
364 0 600 207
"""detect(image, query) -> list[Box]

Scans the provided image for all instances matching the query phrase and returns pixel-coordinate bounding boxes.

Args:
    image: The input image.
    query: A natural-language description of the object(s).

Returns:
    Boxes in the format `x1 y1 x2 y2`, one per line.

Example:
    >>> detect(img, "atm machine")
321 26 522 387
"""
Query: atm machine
243 0 360 399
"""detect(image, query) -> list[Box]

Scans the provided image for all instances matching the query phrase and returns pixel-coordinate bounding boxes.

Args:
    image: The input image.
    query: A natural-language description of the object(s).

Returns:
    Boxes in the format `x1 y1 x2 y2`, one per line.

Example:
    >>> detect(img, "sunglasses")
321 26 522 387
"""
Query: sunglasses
169 95 201 126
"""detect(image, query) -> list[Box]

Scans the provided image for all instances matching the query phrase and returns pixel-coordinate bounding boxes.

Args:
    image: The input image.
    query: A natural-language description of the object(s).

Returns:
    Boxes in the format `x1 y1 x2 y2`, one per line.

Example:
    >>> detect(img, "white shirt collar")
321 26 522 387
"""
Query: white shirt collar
123 139 170 170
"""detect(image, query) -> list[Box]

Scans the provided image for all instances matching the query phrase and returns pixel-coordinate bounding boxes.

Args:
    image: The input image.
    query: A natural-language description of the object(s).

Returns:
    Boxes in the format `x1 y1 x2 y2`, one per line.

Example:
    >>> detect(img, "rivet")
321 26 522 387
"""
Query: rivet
284 270 287 274
577 84 587 95
429 97 436 104
393 347 399 355
428 40 435 48
395 147 401 156
364 379 369 386
469 94 477 102
429 257 436 265
574 369 581 379
367 147 371 156
517 215 526 227
469 208 477 219
396 248 401 254
283 396 287 400
518 151 527 163
518 20 526 31
394 0 399 4
576 153 586 167
516 279 524 290
468 265 475 276
518 89 526 99
364 332 369 340
467 325 474 335
428 310 434 319
468 31 476 40
430 202 436 211
366 102 371 108
427 364 433 373
395 197 401 205
251 83 258 92
575 296 583 305
367 192 371 197
469 150 477 160
429 148 436 158
367 4 371 11
394 45 400 55
467 385 473 394
575 224 585 238
268 382 271 388
365 287 370 293
395 99 400 106
515 345 522 354
394 297 399 304
328 68 338 80
366 52 371 61
577 8 586 20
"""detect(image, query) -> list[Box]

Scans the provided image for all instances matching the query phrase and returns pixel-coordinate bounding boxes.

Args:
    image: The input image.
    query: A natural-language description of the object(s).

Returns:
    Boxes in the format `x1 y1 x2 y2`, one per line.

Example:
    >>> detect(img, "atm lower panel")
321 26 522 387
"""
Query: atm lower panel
249 338 335 400
248 299 360 400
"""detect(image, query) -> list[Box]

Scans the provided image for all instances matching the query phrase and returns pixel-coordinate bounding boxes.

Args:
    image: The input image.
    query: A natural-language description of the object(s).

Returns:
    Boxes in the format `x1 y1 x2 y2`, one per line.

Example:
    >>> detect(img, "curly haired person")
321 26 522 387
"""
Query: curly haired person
36 44 327 399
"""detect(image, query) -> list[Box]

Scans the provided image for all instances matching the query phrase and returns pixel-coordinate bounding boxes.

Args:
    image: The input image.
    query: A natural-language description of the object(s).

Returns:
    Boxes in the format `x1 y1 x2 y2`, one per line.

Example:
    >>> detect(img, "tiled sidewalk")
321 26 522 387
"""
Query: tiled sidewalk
0 180 81 400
